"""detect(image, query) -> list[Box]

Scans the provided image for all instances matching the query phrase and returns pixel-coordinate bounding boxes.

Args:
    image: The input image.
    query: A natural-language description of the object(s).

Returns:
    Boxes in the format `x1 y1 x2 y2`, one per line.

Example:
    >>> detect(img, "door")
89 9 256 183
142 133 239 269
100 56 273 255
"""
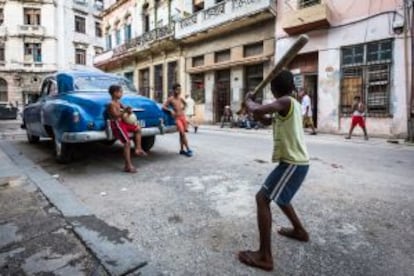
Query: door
304 74 318 127
214 70 231 122
245 64 263 103
139 68 150 97
26 78 51 136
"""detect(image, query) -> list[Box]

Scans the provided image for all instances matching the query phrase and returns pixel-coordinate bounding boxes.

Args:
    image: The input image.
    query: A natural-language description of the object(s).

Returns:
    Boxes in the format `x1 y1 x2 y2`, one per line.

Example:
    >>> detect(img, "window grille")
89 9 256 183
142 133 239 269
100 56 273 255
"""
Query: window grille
192 55 204 67
298 0 321 9
75 16 86 33
215 49 230 63
340 39 392 116
75 49 86 65
244 42 263 58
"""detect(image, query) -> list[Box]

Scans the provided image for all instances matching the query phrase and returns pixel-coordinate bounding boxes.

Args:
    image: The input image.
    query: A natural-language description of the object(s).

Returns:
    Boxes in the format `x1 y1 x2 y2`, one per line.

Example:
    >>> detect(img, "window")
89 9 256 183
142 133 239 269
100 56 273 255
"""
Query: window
215 49 230 63
24 8 41 25
0 9 4 25
191 74 205 104
94 46 103 55
124 24 132 42
298 0 321 9
340 39 393 116
139 68 150 97
106 34 112 50
0 78 7 102
95 22 102 37
167 61 178 94
192 55 204 67
24 43 42 63
193 0 204 12
75 48 86 65
95 0 104 10
244 42 263 57
245 64 264 101
115 29 121 45
75 16 86 33
154 64 163 102
143 14 150 32
0 42 4 62
124 72 133 83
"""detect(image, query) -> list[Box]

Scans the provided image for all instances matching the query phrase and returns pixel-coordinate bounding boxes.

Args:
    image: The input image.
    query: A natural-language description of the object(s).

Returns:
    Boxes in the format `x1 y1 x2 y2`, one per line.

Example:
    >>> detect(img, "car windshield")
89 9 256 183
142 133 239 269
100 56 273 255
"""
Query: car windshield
73 76 137 93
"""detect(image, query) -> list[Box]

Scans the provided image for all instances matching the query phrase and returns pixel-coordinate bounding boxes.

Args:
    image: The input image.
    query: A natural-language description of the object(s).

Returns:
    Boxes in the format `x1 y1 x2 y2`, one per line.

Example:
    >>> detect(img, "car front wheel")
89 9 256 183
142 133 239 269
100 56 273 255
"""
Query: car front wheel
141 136 155 152
26 132 40 144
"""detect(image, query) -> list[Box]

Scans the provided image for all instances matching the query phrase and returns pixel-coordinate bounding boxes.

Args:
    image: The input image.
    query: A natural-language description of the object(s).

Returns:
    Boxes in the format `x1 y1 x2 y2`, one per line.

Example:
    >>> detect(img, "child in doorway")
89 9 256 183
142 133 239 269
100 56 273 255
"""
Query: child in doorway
238 70 310 271
107 84 146 173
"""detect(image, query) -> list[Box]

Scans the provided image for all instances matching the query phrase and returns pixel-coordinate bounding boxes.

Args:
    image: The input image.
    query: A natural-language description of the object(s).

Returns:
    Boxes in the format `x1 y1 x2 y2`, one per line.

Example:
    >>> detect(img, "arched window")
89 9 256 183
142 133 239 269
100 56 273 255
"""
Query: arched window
0 78 8 102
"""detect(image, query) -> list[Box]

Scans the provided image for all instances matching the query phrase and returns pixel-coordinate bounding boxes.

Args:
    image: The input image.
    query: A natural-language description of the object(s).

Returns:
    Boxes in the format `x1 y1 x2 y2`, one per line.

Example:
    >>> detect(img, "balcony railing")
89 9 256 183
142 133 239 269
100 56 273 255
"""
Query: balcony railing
175 0 275 39
95 24 174 64
18 25 46 37
282 3 331 35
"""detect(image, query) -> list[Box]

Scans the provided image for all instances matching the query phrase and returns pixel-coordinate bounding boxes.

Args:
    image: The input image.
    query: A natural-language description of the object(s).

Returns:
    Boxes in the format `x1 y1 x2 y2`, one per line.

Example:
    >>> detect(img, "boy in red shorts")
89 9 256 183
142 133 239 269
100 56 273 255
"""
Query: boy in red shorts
163 83 193 157
345 95 369 140
108 85 146 173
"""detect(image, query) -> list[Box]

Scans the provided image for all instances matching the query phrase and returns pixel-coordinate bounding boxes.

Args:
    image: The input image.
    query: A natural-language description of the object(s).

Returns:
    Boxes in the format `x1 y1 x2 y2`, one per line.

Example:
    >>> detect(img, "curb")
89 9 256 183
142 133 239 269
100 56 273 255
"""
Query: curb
0 141 149 276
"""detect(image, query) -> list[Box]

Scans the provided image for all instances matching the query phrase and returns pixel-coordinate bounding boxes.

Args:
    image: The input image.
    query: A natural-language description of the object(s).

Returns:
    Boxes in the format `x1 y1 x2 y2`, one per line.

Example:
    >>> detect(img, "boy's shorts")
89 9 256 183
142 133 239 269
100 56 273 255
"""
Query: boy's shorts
176 115 188 133
110 119 139 144
351 115 366 128
261 162 309 206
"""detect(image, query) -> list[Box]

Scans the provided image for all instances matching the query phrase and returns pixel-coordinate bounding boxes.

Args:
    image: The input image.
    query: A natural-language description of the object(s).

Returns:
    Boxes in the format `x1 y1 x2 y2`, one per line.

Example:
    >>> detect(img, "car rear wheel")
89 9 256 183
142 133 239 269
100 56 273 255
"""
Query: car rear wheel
53 130 73 163
141 136 155 152
26 132 40 144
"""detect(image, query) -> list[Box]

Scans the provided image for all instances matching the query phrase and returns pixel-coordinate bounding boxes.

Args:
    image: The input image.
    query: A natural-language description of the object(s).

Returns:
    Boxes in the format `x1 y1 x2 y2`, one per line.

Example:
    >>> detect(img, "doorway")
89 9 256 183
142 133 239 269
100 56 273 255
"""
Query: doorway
304 74 318 127
214 69 231 122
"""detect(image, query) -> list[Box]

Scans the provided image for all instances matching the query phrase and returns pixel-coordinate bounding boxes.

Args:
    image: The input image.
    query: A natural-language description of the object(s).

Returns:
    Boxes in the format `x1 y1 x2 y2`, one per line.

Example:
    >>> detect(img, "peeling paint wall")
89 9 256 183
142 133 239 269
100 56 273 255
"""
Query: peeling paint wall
276 0 411 137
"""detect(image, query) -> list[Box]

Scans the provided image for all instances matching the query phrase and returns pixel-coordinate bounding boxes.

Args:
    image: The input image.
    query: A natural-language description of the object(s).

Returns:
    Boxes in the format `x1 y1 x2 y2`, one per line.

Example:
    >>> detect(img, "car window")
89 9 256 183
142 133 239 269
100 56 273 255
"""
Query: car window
48 80 58 96
73 76 137 93
40 80 50 98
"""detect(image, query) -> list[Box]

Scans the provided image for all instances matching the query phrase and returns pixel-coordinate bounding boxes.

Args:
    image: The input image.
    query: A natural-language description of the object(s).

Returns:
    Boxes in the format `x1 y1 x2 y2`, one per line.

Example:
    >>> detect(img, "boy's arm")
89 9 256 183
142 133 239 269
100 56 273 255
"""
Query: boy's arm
162 97 171 111
245 95 290 118
108 102 122 119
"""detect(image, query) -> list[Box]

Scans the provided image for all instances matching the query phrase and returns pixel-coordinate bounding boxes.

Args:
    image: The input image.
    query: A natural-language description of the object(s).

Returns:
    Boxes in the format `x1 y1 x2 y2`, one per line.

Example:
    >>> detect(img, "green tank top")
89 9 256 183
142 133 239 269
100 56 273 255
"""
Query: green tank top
272 97 309 165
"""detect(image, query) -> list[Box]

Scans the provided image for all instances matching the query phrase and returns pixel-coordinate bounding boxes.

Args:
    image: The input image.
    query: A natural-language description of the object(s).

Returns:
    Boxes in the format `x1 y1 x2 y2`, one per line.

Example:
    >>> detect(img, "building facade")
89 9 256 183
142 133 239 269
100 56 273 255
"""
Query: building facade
276 0 412 138
0 0 105 105
94 0 276 123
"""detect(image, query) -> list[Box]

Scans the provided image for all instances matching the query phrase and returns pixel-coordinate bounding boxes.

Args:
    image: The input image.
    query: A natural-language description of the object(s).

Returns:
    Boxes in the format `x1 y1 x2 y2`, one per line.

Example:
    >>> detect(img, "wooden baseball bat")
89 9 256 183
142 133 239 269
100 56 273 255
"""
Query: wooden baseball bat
252 34 309 96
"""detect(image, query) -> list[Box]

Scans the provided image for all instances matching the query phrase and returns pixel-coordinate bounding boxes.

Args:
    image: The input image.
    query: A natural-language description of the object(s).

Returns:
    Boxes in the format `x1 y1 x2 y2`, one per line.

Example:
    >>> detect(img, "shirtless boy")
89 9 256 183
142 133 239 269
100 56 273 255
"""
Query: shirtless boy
163 83 193 157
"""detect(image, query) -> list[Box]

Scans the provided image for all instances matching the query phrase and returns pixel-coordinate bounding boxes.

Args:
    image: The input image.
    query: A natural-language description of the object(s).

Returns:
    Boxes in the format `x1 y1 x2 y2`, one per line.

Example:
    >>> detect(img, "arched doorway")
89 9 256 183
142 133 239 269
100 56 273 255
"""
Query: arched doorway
0 78 7 102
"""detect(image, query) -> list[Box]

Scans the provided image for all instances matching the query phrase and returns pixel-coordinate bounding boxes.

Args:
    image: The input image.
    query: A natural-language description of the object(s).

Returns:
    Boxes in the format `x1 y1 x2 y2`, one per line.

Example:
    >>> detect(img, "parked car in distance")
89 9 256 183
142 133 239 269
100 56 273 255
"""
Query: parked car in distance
0 102 18 120
21 70 177 163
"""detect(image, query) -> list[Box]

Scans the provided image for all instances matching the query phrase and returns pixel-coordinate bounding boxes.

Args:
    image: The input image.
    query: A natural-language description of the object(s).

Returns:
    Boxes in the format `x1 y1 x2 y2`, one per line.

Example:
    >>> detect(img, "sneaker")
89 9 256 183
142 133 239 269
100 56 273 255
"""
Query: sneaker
185 149 193 157
364 135 369 141
310 132 317 135
179 150 186 155
345 136 351 139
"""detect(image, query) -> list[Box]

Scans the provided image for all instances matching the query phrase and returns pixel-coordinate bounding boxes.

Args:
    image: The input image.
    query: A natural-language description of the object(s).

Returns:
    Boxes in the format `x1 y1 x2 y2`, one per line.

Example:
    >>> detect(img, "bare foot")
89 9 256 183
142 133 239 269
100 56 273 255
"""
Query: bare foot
237 250 273 271
277 227 309 242
124 166 137 173
135 150 147 157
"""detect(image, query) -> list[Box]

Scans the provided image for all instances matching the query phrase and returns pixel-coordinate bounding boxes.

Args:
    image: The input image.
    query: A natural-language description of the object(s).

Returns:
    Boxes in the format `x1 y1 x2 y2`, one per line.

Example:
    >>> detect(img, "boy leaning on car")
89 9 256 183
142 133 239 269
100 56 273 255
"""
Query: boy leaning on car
107 84 147 173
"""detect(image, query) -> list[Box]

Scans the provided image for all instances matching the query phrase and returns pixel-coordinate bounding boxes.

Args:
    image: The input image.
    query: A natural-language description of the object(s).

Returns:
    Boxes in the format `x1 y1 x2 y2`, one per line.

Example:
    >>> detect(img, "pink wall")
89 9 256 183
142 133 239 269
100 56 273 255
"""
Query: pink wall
276 0 403 36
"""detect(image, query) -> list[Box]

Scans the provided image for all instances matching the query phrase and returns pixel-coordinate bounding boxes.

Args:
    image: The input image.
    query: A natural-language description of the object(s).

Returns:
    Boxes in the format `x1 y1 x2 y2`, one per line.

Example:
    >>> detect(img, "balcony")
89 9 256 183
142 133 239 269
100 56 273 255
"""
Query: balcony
94 24 175 67
18 25 46 37
282 3 332 35
175 0 275 41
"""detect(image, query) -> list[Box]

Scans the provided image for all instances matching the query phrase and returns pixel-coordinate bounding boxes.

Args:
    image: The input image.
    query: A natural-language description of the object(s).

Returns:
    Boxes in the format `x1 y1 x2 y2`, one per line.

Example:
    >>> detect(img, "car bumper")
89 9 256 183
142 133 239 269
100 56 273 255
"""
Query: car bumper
61 125 177 143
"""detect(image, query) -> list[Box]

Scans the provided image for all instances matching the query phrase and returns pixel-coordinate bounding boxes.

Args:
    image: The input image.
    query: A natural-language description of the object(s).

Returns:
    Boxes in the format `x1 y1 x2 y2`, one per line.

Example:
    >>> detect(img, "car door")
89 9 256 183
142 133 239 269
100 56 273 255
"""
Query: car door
26 79 51 136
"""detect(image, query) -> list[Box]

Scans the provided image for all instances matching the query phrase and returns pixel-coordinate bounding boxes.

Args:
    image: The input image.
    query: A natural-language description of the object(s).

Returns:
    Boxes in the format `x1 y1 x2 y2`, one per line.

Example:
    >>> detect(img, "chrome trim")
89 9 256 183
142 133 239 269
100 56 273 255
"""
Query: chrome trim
61 125 177 143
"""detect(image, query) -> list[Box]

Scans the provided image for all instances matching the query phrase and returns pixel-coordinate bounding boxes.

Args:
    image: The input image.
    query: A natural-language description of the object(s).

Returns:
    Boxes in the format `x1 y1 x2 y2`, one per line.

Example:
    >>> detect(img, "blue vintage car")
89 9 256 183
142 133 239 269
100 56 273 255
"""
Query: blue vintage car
22 70 176 163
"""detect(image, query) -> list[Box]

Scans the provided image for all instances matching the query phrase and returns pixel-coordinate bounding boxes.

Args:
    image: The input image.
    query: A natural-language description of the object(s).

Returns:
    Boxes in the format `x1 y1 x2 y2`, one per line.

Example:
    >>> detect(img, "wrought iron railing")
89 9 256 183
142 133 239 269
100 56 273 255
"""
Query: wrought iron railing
203 2 225 20
112 24 174 57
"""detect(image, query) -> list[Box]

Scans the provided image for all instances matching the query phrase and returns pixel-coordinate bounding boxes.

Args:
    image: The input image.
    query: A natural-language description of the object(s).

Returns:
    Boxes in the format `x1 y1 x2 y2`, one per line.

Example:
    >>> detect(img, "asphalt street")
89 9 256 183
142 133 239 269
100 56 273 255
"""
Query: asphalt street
5 125 414 276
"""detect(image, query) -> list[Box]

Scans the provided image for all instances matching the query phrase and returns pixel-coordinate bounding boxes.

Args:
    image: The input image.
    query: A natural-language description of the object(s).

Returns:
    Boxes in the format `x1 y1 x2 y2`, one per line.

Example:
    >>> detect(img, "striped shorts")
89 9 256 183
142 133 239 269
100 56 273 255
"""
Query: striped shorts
261 162 309 206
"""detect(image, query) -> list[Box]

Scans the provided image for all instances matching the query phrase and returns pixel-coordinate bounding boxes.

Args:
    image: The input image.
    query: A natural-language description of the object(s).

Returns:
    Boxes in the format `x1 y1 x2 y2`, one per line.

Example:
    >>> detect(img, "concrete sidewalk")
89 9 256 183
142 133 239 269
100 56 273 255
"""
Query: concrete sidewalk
0 149 108 275
0 142 151 275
